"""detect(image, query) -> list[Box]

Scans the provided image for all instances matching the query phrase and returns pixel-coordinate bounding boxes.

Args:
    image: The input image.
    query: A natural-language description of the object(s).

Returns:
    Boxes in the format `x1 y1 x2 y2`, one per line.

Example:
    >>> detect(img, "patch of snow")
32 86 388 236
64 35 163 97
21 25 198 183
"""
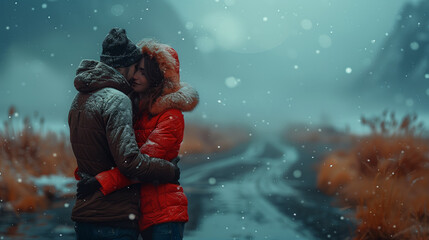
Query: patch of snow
30 175 75 196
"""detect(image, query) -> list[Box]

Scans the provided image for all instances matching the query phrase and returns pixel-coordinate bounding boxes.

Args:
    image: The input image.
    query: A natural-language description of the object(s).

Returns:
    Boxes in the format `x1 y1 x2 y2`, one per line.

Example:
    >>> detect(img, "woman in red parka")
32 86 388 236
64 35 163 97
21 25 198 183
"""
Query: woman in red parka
77 39 199 240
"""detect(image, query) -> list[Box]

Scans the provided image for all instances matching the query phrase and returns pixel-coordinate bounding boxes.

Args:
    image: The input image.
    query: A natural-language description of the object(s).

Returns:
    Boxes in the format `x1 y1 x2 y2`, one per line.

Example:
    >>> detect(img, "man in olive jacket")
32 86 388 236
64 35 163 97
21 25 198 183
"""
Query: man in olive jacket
69 28 179 240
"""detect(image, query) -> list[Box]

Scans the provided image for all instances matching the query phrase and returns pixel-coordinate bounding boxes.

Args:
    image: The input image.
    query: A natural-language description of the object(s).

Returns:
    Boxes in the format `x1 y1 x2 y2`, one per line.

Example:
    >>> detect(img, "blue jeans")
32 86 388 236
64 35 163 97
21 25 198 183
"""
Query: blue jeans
140 222 185 240
75 222 139 240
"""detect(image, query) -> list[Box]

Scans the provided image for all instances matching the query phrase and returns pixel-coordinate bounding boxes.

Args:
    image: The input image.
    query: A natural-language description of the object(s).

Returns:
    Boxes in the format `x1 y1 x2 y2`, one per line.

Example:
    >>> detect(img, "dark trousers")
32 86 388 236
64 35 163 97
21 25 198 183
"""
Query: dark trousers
140 222 185 240
75 222 139 240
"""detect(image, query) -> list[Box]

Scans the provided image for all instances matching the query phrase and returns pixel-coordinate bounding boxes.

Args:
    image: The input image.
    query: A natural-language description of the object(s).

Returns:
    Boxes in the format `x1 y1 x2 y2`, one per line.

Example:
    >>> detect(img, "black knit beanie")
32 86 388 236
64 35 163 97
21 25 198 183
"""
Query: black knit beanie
100 28 142 68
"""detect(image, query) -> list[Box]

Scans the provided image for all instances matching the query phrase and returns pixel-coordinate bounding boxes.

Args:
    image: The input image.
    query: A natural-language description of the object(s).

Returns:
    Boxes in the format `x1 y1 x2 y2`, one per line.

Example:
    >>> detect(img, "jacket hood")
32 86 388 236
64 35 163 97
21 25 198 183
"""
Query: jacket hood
139 40 181 95
149 82 199 115
137 40 199 115
74 60 132 94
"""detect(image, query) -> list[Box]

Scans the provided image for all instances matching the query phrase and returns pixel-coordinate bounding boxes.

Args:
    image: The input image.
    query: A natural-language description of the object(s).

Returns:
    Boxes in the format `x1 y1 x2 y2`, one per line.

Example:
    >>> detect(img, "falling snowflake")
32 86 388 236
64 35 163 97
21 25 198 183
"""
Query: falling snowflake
225 76 240 88
301 19 313 30
345 67 352 74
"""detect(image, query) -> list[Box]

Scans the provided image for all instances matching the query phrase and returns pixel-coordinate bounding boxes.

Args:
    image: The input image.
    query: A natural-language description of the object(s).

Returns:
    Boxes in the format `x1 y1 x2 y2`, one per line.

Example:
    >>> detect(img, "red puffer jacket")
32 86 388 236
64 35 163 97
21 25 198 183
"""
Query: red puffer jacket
96 109 188 230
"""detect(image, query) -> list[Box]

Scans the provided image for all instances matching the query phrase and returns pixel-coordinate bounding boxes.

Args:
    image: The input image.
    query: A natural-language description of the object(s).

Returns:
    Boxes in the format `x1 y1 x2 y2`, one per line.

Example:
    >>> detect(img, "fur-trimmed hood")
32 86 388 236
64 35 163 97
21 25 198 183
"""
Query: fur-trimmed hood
138 39 182 95
138 40 199 115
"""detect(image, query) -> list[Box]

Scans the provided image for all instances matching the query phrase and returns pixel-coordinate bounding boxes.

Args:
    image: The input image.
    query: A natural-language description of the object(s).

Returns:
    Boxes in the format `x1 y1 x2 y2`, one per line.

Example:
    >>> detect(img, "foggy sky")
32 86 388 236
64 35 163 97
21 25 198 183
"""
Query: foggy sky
0 0 422 134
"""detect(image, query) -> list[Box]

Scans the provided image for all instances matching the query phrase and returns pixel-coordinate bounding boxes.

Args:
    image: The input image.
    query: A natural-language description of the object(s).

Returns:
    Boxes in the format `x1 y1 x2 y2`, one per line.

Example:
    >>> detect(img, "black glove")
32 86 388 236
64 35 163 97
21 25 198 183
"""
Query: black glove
170 157 181 185
76 171 101 199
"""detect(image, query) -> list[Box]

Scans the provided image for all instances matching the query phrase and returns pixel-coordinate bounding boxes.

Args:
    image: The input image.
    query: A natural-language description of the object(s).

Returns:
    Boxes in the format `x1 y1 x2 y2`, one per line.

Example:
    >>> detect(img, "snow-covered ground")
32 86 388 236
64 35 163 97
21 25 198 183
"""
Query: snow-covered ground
31 174 75 197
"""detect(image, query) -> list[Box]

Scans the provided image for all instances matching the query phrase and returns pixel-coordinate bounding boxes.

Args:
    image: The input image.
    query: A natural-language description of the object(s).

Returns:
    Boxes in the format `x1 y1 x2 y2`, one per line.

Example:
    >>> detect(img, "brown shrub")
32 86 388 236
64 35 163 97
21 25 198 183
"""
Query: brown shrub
0 107 76 212
317 111 429 239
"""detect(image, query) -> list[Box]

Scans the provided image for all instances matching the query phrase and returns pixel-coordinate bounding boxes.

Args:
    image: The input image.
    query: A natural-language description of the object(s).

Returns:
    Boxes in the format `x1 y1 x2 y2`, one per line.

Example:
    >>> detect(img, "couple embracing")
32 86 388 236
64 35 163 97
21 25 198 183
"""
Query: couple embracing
68 27 199 240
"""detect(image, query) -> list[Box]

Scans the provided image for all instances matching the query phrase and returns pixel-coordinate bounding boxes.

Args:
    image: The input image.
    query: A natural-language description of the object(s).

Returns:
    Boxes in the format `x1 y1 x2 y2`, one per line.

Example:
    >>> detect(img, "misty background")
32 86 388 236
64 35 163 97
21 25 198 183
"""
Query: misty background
1 0 427 135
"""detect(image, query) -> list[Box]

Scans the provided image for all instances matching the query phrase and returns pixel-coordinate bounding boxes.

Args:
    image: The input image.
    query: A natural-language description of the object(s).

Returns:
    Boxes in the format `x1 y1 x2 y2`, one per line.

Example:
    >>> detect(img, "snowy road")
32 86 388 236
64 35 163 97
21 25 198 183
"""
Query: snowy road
181 136 354 240
181 137 310 239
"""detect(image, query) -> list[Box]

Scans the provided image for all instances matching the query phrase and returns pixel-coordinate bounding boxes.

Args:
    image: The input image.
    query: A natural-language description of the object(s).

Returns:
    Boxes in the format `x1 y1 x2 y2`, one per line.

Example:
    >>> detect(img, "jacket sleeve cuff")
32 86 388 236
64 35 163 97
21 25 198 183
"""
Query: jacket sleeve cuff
95 168 134 195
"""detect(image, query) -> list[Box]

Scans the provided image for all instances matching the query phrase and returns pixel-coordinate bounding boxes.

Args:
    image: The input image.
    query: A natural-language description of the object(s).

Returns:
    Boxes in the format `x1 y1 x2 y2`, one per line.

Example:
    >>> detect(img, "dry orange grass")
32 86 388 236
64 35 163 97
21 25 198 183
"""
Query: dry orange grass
317 111 429 239
0 106 76 212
